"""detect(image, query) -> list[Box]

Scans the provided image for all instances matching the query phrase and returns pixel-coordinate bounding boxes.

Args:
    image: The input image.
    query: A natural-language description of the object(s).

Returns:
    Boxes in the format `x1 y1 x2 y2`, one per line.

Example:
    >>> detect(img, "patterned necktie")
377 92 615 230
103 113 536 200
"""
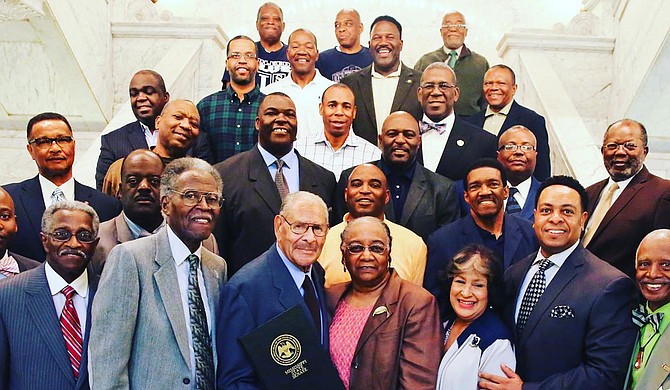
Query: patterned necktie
60 286 82 379
447 50 458 68
516 258 554 335
419 120 447 135
302 274 321 341
632 304 664 333
275 159 289 201
186 254 215 390
583 182 619 246
51 187 66 205
506 187 522 214
0 255 19 277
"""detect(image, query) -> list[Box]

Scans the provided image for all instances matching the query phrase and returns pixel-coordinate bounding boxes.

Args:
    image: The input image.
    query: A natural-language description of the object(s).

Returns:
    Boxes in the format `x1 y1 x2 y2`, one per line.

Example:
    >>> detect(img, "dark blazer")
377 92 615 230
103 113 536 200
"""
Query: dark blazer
0 264 99 389
340 64 423 145
325 270 442 390
334 160 460 239
4 176 121 262
95 120 214 190
467 101 551 180
424 214 537 316
9 251 40 272
216 245 330 390
214 145 336 275
418 117 497 181
585 166 670 278
455 176 541 221
504 246 637 389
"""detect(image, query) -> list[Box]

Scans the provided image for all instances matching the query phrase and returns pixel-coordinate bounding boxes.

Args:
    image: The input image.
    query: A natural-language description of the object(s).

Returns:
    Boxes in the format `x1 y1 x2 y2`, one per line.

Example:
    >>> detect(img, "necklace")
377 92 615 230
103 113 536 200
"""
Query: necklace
634 328 659 370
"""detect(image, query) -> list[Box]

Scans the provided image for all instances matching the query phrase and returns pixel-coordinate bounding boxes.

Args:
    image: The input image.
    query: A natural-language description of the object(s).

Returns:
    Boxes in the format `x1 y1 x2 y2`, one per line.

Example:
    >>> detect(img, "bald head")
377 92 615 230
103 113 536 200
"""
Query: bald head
497 126 538 185
379 111 421 169
346 164 390 219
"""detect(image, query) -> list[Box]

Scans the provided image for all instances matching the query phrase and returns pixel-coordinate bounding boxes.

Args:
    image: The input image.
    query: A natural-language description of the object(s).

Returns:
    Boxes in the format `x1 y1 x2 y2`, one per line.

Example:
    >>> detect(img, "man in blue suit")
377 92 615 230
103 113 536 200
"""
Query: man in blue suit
5 112 120 262
0 200 100 389
217 191 331 389
424 158 537 316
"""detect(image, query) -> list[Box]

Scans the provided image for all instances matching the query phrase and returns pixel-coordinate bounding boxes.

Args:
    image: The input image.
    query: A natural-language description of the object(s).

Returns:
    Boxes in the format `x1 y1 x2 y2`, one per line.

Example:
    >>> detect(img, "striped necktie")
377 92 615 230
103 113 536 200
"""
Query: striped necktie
506 187 522 214
60 286 82 379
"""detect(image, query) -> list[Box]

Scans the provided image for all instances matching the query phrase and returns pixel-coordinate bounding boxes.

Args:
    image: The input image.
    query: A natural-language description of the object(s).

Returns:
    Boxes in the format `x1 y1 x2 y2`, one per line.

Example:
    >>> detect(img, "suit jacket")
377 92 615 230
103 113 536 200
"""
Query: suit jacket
455 176 541 221
0 264 99 389
9 251 40 272
95 120 214 190
4 176 121 262
340 64 423 145
214 145 336 275
325 271 442 390
90 211 219 275
467 101 551 181
333 160 460 239
418 117 497 181
424 214 537 316
504 246 637 389
89 228 227 389
216 245 330 390
585 166 670 278
627 322 670 389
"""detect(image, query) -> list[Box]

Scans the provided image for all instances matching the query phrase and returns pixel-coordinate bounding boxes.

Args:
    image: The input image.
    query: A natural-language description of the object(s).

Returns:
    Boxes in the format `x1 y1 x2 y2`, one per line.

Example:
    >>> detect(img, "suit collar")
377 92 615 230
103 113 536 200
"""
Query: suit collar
355 270 402 354
248 145 283 214
398 165 427 225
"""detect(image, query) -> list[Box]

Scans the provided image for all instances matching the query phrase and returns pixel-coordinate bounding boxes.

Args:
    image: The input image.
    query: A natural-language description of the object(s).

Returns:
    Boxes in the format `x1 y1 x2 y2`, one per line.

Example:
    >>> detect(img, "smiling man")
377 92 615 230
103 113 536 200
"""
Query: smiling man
214 93 336 275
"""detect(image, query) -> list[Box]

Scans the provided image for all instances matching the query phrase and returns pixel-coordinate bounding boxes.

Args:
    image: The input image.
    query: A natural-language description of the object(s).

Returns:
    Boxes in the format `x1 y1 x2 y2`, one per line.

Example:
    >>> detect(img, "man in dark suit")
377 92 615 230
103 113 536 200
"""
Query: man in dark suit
340 15 423 145
0 187 39 277
214 93 336 275
584 119 670 278
217 191 331 389
334 111 459 239
466 65 551 180
0 200 100 389
479 176 637 390
416 62 496 181
425 159 537 316
5 112 120 262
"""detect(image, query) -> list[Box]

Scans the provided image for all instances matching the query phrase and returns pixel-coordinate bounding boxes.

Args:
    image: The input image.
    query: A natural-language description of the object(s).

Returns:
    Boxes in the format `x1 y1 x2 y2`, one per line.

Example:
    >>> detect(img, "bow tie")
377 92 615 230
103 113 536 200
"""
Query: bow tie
0 255 19 277
633 304 665 333
419 120 447 135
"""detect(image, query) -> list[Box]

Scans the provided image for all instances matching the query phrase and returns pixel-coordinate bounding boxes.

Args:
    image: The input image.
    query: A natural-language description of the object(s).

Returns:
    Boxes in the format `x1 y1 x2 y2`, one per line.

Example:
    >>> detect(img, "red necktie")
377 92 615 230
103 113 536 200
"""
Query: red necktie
60 286 82 379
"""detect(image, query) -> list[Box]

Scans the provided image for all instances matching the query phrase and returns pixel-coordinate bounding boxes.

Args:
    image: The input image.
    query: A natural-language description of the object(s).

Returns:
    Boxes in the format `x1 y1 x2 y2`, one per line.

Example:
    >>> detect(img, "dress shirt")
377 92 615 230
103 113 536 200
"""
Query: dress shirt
262 70 335 139
371 65 401 133
294 131 381 178
506 177 532 210
45 261 89 334
123 212 165 239
0 252 19 279
630 301 670 387
421 113 456 172
167 226 212 383
381 160 417 221
585 172 636 232
139 121 158 148
514 240 579 321
257 143 300 194
39 175 75 207
483 100 514 135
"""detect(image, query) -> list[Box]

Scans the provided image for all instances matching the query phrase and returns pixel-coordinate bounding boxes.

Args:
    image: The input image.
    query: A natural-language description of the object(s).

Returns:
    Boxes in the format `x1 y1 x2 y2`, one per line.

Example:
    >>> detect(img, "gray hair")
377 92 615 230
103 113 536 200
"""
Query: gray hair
340 216 392 249
279 191 328 224
422 62 458 85
160 157 223 198
41 200 100 236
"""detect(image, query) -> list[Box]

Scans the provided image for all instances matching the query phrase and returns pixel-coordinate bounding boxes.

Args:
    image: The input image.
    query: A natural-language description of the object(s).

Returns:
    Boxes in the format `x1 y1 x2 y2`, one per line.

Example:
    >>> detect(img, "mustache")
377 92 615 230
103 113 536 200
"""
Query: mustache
58 248 88 260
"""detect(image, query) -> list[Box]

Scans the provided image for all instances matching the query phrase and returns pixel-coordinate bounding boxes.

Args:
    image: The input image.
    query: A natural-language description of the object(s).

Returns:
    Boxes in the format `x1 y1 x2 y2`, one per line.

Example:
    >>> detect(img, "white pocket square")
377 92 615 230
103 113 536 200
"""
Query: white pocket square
550 305 574 318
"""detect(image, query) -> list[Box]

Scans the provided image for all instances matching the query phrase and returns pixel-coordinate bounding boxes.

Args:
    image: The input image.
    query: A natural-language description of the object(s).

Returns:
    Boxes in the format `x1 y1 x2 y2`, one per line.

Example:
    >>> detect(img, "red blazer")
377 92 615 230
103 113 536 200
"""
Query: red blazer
326 270 442 390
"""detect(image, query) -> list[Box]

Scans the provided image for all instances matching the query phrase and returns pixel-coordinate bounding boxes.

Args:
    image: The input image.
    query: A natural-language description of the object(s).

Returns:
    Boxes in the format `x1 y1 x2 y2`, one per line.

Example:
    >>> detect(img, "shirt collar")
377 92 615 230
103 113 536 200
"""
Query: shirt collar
39 175 75 202
258 143 299 169
226 84 262 100
276 243 312 290
509 176 532 199
422 112 455 126
167 225 202 267
45 261 89 298
381 159 416 180
485 99 514 117
138 120 151 133
608 169 638 189
533 240 580 269
371 65 401 79
443 45 463 57
316 130 359 148
123 211 165 239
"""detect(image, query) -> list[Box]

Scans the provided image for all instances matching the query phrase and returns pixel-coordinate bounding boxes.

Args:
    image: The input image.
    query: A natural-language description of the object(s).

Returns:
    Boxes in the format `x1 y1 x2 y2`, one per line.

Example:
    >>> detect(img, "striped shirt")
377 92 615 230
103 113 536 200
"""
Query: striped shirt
294 131 381 178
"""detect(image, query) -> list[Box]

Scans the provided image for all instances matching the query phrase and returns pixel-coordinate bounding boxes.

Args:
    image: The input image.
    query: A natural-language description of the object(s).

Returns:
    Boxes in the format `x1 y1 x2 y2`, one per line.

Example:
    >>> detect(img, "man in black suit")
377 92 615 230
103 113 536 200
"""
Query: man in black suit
417 62 496 181
467 65 550 180
340 15 423 145
5 112 120 262
214 93 336 275
334 111 459 239
0 187 39 277
479 176 637 390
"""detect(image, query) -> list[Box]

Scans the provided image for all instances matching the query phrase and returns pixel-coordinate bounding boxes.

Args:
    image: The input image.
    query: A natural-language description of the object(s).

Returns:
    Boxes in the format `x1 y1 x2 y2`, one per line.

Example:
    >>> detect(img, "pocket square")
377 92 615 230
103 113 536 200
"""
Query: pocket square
550 305 574 318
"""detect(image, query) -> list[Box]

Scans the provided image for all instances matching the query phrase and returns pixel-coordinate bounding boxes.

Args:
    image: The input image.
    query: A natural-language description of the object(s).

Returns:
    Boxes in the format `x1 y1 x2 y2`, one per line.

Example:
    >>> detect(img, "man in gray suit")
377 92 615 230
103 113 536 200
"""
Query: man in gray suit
90 157 227 389
0 200 100 389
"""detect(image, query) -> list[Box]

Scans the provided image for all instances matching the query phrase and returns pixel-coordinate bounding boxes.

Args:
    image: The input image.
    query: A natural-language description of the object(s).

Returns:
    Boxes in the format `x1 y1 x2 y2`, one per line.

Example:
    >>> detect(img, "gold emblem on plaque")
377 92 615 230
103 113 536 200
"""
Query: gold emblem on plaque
270 334 301 366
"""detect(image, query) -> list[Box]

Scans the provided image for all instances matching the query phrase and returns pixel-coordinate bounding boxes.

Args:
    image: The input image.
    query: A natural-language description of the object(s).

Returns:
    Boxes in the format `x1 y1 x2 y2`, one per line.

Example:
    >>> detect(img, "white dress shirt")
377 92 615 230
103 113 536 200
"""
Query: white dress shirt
371 65 401 133
421 112 456 172
45 261 89 333
506 177 532 210
139 121 158 148
39 175 75 207
258 143 300 194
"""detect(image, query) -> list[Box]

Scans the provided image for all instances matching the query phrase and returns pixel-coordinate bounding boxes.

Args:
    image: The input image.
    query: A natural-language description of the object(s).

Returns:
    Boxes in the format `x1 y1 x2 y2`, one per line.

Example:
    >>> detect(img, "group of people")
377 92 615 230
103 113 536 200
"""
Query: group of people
0 2 669 390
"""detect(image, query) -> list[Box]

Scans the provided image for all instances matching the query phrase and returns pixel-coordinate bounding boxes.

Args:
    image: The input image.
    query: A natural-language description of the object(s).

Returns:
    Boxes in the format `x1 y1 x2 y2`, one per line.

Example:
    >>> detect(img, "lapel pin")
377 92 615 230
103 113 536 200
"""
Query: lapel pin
457 140 465 147
372 305 389 318
406 79 412 84
663 363 670 372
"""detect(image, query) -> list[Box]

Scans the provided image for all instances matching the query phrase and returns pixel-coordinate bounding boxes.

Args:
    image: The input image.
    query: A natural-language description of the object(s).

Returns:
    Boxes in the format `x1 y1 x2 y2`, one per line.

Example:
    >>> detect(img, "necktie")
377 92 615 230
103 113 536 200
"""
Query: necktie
583 182 619 246
60 286 82 379
419 120 447 135
186 254 215 390
51 187 66 205
506 187 522 215
447 50 458 68
632 304 664 333
275 159 289 201
0 255 19 277
516 258 554 335
302 275 321 340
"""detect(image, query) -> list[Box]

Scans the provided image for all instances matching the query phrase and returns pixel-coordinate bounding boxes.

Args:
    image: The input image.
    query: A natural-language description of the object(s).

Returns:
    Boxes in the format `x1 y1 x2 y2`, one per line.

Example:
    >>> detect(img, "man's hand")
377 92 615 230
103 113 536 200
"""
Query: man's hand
479 364 523 390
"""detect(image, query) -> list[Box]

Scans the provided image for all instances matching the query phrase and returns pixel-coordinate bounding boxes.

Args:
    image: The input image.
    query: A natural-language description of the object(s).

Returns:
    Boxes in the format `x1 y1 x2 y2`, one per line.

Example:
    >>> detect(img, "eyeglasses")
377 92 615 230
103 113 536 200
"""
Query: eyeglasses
28 136 74 148
441 24 467 30
227 52 258 60
345 243 388 255
499 144 536 152
280 215 327 237
420 82 457 92
172 190 223 208
603 142 639 152
47 228 96 243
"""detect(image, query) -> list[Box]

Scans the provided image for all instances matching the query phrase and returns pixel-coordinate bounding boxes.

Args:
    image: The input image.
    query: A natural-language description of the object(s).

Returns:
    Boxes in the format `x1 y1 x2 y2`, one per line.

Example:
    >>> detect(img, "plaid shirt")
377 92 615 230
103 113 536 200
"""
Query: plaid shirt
294 131 381 178
197 86 265 164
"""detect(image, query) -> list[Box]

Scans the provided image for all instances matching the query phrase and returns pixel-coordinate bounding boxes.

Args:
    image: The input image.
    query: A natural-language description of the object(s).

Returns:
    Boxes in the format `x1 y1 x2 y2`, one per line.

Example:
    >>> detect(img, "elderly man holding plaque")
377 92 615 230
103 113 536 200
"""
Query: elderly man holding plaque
327 216 442 390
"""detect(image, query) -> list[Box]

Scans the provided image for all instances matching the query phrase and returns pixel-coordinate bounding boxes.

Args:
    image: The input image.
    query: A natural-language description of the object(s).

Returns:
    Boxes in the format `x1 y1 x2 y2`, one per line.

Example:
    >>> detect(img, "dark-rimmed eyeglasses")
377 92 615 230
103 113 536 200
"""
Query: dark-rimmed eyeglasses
603 142 638 152
227 52 258 60
28 136 74 148
344 243 388 255
280 215 327 237
498 144 536 152
440 24 467 30
171 190 223 208
420 82 457 92
47 228 96 243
